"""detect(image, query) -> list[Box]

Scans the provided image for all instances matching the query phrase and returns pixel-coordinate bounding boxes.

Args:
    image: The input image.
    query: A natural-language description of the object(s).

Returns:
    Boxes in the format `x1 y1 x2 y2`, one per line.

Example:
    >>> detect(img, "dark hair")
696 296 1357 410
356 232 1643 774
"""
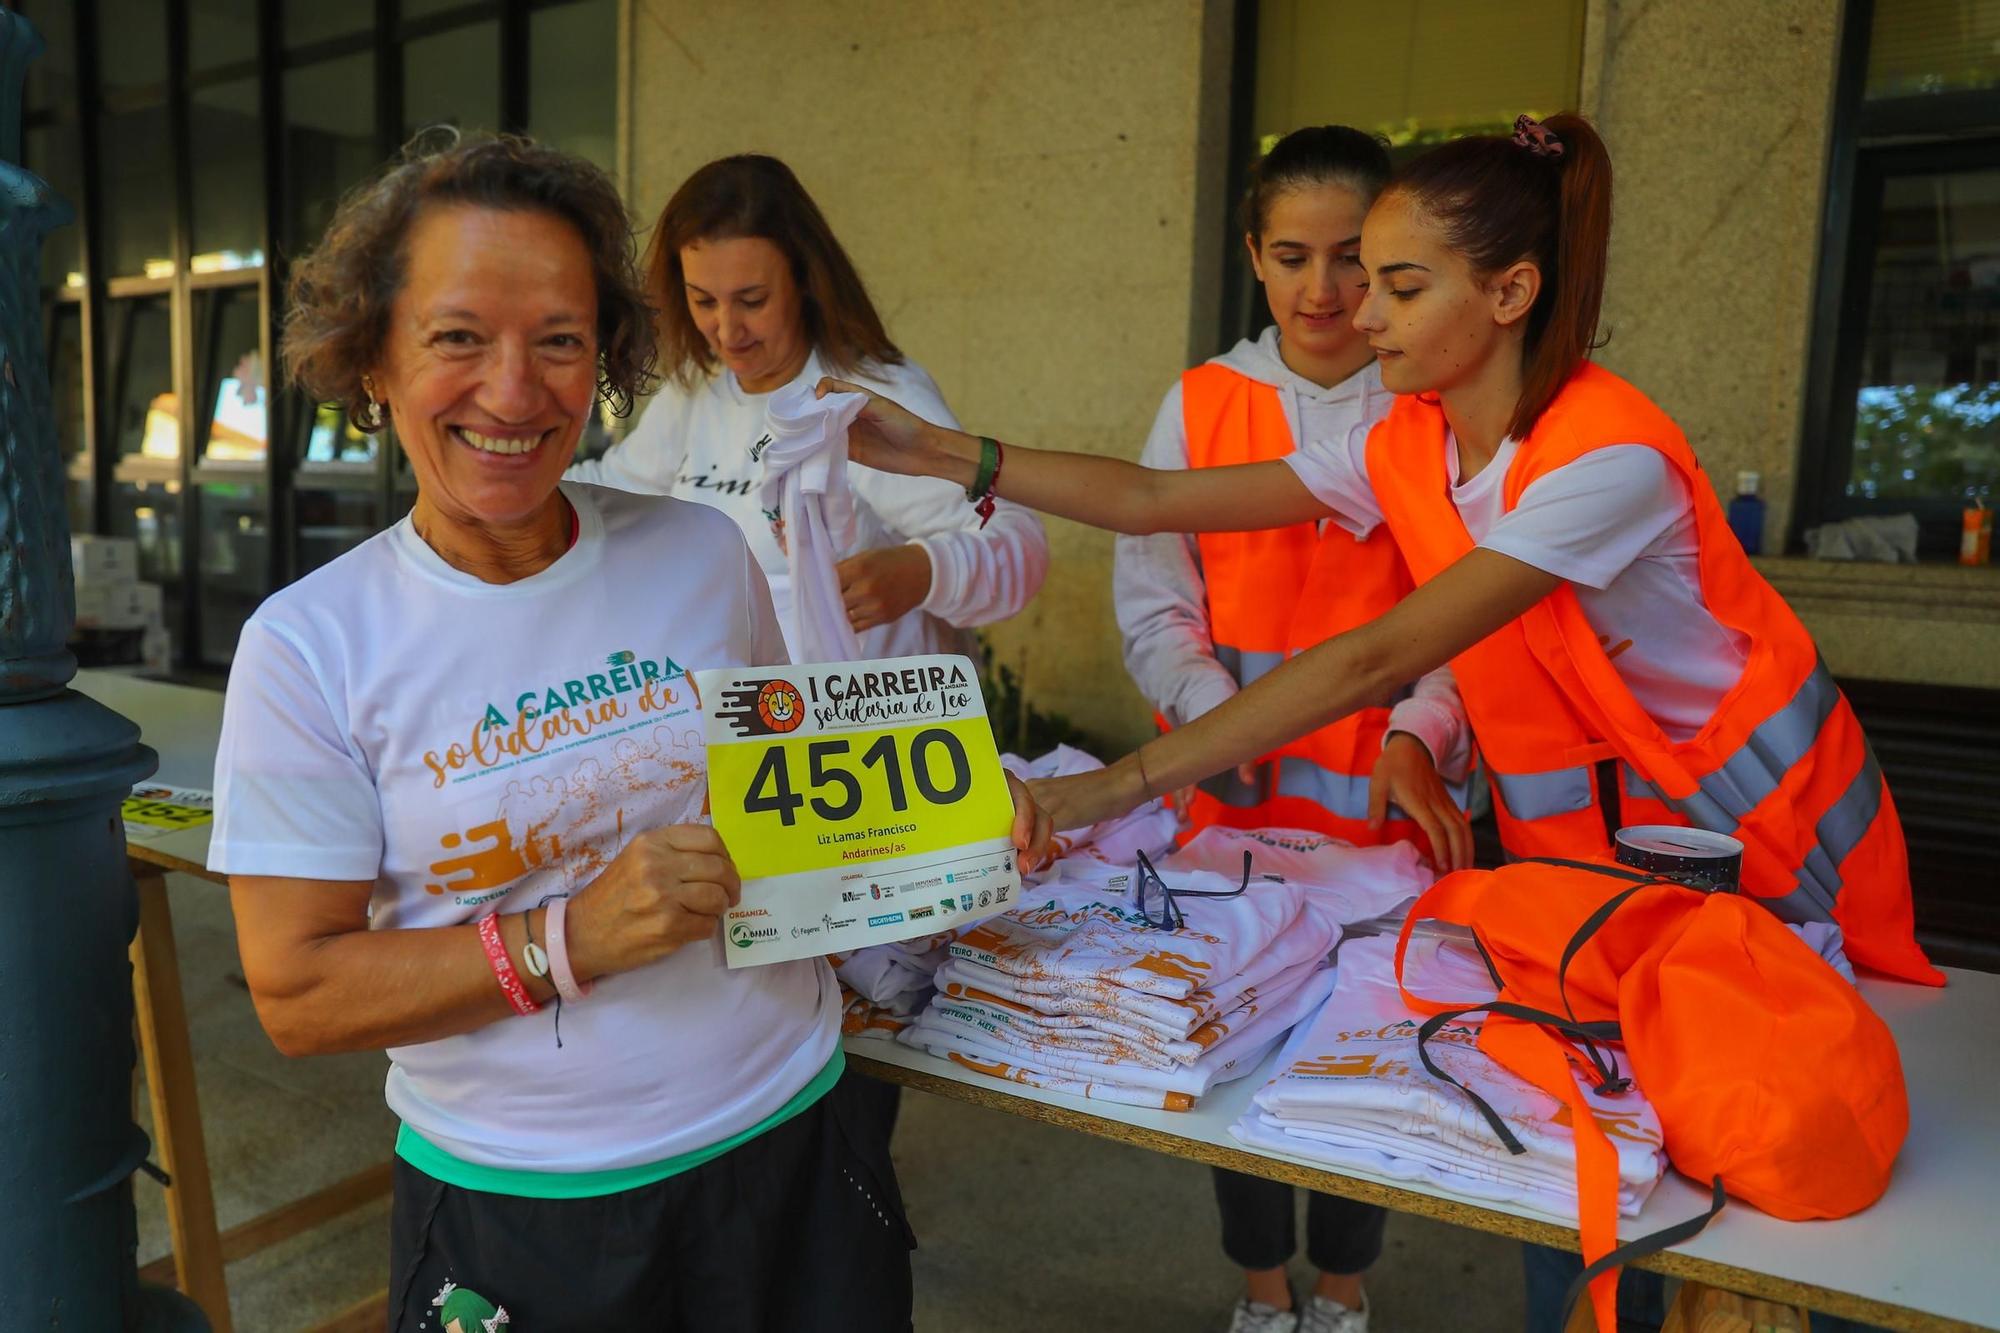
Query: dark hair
284 131 658 421
1385 113 1611 440
646 155 901 389
1239 125 1394 240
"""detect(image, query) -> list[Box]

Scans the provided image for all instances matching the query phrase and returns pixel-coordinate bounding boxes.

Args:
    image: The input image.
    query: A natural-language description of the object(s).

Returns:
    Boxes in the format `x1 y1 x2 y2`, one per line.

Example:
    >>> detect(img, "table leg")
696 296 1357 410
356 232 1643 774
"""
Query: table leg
131 866 234 1331
1660 1282 1811 1331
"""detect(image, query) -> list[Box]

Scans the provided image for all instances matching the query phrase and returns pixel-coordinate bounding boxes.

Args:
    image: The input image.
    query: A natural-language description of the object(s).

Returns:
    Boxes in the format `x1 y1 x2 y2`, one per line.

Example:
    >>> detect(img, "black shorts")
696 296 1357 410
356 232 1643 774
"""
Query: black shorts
388 1070 914 1331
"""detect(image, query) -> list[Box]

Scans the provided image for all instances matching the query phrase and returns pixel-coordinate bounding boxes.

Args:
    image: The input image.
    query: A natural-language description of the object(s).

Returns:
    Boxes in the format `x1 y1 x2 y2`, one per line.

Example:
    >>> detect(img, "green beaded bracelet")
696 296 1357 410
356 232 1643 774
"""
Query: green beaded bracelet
966 435 1000 501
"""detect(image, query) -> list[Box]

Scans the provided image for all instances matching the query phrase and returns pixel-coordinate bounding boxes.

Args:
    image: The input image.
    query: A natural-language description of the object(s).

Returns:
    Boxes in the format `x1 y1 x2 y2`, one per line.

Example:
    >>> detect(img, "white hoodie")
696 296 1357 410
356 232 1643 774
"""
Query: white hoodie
1113 326 1469 777
569 350 1048 661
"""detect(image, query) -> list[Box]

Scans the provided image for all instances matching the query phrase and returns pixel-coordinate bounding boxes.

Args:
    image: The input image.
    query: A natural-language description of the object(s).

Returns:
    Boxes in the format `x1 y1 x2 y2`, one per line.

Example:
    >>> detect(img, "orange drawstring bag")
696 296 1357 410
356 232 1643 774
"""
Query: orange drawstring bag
1392 858 1908 1331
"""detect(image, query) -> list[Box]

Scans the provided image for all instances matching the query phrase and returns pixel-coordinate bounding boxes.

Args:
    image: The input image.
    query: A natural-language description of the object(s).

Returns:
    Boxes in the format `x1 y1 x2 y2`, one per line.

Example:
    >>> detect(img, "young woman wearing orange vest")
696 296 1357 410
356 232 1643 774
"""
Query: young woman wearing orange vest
829 111 1926 1333
1117 125 1473 1333
1119 126 1473 885
823 111 1937 992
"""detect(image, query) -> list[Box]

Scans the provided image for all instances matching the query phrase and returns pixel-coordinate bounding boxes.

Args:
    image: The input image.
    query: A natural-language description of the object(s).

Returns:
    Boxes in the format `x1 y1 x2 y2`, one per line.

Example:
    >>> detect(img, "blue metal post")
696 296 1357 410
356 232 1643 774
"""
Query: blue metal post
0 12 204 1330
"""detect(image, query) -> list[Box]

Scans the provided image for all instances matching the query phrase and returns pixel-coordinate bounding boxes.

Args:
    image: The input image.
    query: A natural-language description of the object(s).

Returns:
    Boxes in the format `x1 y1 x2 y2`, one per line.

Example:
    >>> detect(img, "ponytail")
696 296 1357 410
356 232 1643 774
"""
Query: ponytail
1386 112 1614 440
1527 114 1611 441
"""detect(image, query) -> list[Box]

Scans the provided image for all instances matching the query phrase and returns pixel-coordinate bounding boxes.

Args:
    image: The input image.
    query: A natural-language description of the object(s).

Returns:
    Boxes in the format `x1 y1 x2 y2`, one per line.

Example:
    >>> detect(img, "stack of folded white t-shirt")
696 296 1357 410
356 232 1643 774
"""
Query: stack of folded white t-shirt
896 825 1432 1110
833 934 952 1041
1231 933 1669 1219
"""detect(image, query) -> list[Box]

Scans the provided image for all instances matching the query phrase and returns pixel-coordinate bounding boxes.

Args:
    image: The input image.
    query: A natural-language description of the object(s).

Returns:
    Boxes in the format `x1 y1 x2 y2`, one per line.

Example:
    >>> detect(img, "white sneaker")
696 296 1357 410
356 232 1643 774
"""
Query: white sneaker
1224 1298 1300 1333
1298 1290 1369 1333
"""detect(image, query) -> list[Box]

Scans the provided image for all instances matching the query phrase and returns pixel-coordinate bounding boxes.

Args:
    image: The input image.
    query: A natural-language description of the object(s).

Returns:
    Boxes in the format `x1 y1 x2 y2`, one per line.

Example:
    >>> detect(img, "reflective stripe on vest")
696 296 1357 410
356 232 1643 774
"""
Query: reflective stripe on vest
1490 765 1595 823
1201 753 1469 825
1200 755 1371 822
1625 662 1842 829
1796 750 1886 915
1614 659 1862 920
1212 644 1285 690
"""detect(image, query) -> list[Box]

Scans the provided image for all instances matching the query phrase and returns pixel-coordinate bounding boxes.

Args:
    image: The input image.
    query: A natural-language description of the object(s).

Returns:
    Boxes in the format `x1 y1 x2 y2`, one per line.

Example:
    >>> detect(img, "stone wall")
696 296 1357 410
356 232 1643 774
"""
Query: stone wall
1583 0 1840 550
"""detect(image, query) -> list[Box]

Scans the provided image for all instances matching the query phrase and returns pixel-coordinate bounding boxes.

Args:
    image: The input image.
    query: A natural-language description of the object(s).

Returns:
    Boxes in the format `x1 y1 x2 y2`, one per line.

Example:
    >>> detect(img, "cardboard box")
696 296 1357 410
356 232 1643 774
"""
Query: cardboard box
75 581 154 630
71 534 138 586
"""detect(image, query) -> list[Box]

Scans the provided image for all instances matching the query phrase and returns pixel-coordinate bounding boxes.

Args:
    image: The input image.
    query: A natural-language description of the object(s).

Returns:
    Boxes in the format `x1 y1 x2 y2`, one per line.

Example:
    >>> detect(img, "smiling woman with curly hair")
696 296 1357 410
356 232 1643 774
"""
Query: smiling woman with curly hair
283 132 658 426
209 132 1049 1330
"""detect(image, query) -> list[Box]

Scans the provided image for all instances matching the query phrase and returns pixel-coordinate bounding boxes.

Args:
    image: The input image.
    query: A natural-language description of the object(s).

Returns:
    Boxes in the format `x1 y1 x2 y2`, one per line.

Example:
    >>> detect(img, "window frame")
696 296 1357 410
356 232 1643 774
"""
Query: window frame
1794 0 2000 555
1800 134 2000 557
14 0 614 670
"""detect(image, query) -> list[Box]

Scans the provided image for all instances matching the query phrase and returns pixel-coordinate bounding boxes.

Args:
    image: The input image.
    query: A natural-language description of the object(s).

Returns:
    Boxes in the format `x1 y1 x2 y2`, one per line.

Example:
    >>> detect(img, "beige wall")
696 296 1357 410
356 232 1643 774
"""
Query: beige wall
626 0 1233 750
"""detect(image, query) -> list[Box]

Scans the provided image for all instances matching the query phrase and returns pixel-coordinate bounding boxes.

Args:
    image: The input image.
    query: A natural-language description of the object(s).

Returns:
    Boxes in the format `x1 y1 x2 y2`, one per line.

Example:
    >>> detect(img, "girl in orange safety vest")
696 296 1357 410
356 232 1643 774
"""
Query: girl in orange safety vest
1115 125 1473 1333
1117 125 1474 871
821 112 1939 994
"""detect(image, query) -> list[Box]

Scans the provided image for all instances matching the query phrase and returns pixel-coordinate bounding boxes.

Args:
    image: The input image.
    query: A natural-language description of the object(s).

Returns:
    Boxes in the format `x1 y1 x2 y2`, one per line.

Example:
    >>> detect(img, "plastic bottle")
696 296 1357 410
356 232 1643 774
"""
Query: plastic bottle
1727 470 1766 556
1961 500 1992 566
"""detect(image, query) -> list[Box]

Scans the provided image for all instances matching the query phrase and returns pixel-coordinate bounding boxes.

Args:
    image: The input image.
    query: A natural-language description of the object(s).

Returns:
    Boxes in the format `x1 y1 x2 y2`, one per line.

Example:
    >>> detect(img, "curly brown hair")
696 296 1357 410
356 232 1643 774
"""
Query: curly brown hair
647 155 900 390
283 131 659 424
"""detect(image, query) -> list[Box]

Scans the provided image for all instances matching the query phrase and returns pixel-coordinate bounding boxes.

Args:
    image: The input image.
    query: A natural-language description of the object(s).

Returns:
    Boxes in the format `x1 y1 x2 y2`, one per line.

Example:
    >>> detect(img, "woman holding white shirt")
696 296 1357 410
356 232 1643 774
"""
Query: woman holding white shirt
568 153 1047 658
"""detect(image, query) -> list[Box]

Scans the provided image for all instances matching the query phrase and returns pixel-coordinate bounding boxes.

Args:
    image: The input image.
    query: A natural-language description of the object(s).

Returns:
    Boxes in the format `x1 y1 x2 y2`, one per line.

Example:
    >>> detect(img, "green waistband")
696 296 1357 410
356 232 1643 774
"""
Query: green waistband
395 1046 844 1200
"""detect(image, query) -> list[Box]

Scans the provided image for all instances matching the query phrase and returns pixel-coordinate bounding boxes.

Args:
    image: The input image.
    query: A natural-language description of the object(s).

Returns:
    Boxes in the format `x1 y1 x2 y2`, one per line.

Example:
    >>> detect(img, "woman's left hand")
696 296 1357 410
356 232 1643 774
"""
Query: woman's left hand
836 544 933 631
1005 771 1055 871
1368 731 1475 873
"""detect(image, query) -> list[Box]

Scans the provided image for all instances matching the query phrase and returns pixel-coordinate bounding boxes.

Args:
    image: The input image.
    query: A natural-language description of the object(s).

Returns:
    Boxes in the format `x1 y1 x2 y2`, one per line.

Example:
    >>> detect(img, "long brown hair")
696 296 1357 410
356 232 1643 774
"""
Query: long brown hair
1386 113 1611 440
646 155 901 388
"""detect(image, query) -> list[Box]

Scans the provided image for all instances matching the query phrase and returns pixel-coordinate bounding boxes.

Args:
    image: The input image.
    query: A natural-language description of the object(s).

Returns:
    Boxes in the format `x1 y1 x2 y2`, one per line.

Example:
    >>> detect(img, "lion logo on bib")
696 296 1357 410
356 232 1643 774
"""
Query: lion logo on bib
756 679 805 733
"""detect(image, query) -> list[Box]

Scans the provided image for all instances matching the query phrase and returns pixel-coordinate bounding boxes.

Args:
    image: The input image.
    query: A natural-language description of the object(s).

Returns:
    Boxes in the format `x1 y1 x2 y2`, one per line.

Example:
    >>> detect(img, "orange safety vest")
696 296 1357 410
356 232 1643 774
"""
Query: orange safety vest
1173 362 1423 849
1364 362 1939 984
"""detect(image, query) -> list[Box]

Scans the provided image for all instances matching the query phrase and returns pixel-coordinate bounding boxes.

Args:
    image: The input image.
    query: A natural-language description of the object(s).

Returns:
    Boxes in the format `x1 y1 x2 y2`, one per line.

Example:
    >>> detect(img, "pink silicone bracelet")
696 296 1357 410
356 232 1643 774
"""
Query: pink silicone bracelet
546 897 593 1002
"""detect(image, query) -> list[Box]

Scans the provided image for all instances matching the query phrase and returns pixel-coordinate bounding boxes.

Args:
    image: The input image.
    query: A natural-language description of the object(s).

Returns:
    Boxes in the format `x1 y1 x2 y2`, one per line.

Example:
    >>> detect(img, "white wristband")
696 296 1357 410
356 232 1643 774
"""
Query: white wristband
546 896 593 1003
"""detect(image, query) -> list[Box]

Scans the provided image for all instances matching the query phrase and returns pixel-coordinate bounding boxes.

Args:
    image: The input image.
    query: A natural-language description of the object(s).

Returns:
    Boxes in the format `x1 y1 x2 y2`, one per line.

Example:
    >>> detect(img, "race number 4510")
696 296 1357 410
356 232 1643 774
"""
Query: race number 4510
744 727 972 825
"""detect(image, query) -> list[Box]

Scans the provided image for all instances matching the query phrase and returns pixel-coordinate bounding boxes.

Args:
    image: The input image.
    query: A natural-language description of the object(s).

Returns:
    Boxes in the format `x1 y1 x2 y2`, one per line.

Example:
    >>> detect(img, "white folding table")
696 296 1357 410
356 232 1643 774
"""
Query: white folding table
74 670 2000 1332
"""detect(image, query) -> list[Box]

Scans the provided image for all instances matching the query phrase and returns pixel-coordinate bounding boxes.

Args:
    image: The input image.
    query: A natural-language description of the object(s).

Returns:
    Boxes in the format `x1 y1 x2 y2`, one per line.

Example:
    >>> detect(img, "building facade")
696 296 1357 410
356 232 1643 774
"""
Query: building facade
26 0 1998 952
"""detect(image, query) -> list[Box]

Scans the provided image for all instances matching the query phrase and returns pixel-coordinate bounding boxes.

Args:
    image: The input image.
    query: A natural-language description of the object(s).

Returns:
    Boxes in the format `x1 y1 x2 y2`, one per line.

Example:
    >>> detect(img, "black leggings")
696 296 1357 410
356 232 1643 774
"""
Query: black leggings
1212 1166 1387 1275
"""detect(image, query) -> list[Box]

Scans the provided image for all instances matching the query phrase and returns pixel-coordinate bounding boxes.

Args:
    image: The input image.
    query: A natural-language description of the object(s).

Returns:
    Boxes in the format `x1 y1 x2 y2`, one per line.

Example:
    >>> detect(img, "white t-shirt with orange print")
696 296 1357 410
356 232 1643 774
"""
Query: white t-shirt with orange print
208 482 840 1173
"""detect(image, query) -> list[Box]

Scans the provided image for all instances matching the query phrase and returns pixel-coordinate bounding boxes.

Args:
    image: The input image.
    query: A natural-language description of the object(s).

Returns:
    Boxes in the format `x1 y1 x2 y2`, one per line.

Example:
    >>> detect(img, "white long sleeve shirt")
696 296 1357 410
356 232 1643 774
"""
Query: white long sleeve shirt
1114 328 1471 778
569 351 1048 661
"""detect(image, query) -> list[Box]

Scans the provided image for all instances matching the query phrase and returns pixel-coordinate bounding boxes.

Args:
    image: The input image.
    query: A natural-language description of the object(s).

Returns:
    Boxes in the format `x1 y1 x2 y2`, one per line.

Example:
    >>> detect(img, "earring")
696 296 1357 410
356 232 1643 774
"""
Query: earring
358 374 385 433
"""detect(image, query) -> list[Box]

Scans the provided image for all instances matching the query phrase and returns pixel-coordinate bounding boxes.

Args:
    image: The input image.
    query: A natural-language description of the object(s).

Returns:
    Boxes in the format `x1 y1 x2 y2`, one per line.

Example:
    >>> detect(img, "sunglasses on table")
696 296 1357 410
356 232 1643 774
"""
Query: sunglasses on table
1130 849 1283 931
